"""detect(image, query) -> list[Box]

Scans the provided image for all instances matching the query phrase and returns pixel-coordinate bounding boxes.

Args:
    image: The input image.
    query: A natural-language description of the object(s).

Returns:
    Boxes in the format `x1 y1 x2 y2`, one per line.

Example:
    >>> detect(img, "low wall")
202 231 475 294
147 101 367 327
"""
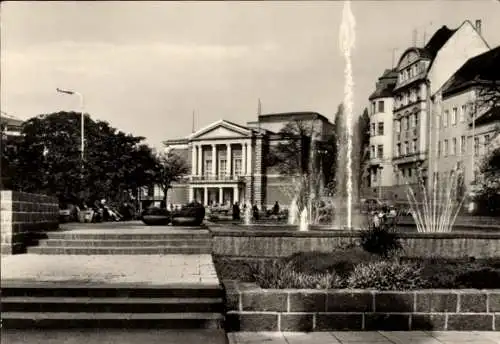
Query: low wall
224 280 500 331
211 228 500 259
1 190 59 255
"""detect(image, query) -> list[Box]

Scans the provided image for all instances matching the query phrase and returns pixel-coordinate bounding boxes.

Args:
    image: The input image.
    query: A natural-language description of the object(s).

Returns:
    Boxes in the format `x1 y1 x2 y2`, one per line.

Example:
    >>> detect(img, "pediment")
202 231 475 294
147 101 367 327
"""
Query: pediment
190 120 251 140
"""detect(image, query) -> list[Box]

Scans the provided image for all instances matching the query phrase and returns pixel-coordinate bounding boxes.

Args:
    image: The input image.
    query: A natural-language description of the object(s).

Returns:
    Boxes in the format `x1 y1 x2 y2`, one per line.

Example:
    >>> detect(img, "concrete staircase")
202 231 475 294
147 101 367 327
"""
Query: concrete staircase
1 282 225 329
27 229 212 255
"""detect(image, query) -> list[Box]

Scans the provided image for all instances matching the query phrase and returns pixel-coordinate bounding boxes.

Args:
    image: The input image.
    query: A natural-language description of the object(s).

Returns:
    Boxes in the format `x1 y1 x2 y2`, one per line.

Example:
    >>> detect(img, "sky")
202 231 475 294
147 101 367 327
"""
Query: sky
2 1 500 149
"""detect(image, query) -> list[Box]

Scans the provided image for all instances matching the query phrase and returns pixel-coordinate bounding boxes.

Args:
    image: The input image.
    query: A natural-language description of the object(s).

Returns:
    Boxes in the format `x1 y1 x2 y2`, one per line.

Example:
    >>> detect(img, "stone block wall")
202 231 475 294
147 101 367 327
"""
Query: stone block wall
224 281 500 331
211 228 500 259
1 190 59 255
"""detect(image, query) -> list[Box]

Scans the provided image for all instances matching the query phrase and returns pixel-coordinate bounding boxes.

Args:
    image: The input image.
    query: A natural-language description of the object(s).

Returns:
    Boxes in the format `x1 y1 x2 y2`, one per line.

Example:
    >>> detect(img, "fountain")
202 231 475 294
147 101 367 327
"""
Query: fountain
299 208 309 232
288 197 299 225
244 202 252 225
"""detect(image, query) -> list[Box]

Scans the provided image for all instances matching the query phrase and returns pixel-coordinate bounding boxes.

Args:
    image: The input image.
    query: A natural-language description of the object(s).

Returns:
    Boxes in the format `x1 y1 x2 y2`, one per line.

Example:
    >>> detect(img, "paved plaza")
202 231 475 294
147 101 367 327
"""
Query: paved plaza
228 331 500 344
1 253 219 286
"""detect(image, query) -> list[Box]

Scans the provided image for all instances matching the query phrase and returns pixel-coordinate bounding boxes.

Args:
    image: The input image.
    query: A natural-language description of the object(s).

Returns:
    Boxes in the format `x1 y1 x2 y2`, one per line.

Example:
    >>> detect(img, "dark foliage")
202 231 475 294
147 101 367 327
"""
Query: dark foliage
359 226 402 257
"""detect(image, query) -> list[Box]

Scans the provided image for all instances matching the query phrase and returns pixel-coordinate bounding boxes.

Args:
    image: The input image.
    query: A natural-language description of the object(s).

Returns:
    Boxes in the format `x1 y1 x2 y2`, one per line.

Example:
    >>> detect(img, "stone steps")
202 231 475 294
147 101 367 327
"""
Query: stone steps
37 239 211 247
27 246 212 254
0 283 225 329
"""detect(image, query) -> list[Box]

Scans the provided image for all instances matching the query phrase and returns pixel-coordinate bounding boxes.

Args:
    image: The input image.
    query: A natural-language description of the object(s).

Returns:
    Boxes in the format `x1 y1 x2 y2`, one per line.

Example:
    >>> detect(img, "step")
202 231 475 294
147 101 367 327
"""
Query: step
1 312 225 329
37 239 211 247
26 246 212 255
1 282 223 298
44 232 212 241
1 296 224 313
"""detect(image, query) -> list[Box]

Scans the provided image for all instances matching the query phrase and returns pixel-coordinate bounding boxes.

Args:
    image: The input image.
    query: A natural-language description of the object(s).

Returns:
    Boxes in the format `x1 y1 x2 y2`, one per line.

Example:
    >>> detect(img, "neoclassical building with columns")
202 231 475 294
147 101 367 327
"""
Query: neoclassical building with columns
160 112 334 209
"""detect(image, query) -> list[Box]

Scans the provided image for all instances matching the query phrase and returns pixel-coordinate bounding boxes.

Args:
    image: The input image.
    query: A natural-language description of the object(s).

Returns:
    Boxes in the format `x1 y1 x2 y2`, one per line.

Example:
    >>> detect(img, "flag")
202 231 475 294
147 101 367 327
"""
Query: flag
56 88 74 95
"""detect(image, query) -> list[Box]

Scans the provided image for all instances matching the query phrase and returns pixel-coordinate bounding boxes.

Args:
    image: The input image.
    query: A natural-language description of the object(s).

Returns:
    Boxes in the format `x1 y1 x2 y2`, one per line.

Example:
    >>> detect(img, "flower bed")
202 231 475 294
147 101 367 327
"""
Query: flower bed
223 280 500 331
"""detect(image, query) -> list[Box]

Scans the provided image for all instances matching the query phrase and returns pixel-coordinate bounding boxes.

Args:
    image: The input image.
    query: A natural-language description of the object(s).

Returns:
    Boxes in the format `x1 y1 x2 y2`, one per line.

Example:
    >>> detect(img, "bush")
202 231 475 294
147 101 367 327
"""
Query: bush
285 247 378 276
455 267 500 289
359 227 402 257
347 261 428 290
248 260 343 289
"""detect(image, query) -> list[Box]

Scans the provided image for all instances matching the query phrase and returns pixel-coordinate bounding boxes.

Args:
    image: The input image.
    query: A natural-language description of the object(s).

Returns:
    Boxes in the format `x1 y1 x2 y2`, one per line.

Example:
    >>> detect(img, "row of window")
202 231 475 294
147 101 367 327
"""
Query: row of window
394 86 423 109
202 159 243 175
398 62 425 84
370 145 384 159
370 100 385 114
437 134 491 158
436 104 470 128
395 113 419 133
396 140 418 157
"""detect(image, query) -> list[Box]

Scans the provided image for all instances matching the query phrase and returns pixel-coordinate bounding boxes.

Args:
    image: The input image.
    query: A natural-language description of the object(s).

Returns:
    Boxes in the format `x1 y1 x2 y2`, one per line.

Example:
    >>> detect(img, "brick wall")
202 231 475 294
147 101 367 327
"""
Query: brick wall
211 228 500 259
1 191 59 255
224 281 500 331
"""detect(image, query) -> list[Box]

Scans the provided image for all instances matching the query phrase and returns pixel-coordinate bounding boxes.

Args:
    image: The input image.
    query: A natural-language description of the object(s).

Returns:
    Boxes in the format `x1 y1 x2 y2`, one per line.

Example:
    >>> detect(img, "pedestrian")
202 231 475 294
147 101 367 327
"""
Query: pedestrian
273 201 280 215
232 202 240 221
252 203 259 221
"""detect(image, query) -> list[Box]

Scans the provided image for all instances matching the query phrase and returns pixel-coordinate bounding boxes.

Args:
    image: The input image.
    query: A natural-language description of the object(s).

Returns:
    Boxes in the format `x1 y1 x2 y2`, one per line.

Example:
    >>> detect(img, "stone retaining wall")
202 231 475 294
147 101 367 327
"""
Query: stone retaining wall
211 228 500 259
224 280 500 331
1 190 59 255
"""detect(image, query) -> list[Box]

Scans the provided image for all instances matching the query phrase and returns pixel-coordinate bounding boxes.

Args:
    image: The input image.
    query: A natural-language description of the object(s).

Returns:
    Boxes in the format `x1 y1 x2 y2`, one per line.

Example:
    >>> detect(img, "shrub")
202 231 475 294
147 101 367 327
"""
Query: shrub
455 267 500 289
359 226 402 257
285 247 378 276
212 256 258 282
248 260 343 289
347 261 428 290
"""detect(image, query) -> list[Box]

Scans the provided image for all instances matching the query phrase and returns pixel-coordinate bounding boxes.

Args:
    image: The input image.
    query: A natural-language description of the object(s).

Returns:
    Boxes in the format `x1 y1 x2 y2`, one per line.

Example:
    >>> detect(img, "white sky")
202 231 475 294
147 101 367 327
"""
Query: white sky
2 1 500 148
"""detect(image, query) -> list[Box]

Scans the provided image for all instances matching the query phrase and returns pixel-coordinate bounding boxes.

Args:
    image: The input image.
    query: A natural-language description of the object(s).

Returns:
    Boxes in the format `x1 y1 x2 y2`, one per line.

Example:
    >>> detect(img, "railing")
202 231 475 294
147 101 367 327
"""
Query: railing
190 174 245 182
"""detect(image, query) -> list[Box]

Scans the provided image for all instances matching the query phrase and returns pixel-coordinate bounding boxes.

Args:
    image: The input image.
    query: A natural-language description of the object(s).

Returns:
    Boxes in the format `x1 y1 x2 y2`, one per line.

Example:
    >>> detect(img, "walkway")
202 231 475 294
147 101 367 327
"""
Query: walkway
228 331 500 344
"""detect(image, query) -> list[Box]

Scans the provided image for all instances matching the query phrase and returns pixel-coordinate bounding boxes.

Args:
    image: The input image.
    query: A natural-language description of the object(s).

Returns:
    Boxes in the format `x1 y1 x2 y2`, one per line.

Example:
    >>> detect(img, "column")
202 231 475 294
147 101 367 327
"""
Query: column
219 188 224 204
234 186 239 204
191 145 197 176
242 142 247 175
246 143 252 175
197 144 203 176
188 187 194 202
204 187 208 206
226 143 232 177
211 144 217 177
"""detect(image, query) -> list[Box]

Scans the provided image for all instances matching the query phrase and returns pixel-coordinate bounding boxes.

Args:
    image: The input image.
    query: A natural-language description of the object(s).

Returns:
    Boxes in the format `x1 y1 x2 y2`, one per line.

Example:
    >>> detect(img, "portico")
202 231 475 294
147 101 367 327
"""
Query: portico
186 120 254 206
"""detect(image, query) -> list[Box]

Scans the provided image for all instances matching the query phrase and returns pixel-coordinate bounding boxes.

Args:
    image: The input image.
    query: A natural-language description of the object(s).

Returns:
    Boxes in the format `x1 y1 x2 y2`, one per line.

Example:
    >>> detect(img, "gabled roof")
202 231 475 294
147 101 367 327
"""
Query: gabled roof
424 25 457 57
188 119 252 140
442 46 500 96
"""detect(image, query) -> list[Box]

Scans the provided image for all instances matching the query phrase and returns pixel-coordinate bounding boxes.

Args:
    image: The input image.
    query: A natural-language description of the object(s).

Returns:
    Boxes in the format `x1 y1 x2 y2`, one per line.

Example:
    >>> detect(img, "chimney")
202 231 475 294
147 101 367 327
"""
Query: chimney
475 19 482 35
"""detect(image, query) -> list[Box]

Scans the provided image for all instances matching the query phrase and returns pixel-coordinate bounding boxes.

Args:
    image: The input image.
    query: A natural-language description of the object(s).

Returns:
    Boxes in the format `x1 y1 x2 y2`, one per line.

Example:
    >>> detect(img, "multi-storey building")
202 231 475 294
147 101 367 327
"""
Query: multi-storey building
434 46 500 188
389 20 489 200
367 69 398 199
160 112 334 209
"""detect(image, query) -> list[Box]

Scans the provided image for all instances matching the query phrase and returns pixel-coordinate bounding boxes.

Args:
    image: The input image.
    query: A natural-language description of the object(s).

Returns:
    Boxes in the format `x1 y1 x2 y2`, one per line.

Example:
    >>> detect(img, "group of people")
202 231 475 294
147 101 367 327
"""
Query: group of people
230 200 282 221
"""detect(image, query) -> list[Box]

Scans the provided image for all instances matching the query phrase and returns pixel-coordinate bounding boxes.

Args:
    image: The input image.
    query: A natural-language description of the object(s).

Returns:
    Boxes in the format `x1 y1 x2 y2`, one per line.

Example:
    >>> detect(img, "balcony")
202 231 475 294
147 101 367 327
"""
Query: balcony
392 151 427 164
190 174 245 183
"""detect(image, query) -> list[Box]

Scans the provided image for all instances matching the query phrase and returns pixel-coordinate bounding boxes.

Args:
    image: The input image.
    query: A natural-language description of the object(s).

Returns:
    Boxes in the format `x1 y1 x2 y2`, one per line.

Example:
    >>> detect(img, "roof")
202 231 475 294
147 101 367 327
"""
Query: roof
474 106 500 126
424 26 457 57
369 69 398 100
443 46 500 95
258 111 331 124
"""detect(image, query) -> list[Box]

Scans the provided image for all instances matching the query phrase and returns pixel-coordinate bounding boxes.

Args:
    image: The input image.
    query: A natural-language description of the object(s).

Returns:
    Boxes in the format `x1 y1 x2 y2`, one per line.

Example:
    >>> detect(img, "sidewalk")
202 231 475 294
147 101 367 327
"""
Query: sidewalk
227 331 500 344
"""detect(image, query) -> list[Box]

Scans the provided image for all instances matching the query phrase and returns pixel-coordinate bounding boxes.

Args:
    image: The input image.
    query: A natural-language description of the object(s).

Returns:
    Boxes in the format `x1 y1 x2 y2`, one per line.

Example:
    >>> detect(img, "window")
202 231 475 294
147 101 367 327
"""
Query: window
460 105 466 122
444 139 449 157
408 140 414 154
443 110 449 127
452 107 457 126
371 102 376 115
452 138 457 155
485 134 490 145
372 170 377 182
219 160 227 177
460 135 466 154
415 113 419 127
371 123 376 136
378 101 385 113
371 145 375 159
412 139 418 154
377 122 384 135
403 92 408 106
234 159 242 176
408 168 412 178
437 141 441 157
474 137 480 155
404 141 409 155
205 160 213 176
405 116 409 131
395 120 401 133
377 145 383 159
436 115 441 129
396 143 401 156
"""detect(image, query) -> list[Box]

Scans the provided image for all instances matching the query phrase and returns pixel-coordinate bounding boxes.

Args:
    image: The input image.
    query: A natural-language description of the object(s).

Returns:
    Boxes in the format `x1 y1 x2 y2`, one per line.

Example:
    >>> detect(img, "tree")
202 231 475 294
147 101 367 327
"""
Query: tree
8 111 157 204
154 150 189 208
474 127 500 213
355 108 370 190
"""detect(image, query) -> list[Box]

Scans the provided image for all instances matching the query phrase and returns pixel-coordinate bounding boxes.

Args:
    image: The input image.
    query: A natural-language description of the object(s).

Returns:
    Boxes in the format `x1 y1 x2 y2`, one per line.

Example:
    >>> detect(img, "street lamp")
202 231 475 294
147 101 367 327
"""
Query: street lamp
56 88 85 198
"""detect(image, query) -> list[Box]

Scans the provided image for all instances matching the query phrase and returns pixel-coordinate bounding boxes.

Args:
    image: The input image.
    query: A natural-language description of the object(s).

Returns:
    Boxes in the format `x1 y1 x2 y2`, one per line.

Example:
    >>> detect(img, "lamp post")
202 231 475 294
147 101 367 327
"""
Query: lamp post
56 88 85 198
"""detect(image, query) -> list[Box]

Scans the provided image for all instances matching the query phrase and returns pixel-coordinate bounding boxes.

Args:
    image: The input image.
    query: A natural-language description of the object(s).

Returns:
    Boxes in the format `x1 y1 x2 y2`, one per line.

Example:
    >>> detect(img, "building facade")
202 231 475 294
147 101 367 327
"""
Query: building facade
161 112 334 209
367 69 398 199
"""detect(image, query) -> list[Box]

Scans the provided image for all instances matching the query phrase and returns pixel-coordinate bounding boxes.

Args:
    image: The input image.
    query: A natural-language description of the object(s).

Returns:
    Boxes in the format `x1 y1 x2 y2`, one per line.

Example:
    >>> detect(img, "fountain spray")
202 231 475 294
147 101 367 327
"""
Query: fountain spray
339 0 356 229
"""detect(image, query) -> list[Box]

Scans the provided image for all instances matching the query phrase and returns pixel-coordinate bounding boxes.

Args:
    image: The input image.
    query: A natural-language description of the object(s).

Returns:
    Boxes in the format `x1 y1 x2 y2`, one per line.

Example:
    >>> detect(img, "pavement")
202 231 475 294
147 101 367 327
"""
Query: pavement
227 331 500 344
1 254 219 285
